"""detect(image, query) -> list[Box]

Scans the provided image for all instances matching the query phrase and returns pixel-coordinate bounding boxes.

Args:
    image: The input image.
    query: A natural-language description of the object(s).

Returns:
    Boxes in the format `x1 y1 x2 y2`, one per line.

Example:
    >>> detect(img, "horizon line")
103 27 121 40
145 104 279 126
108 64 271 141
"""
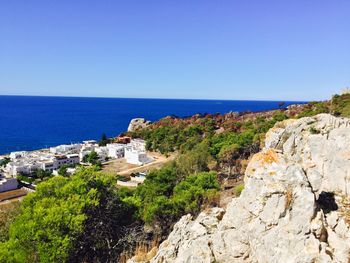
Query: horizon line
0 94 311 102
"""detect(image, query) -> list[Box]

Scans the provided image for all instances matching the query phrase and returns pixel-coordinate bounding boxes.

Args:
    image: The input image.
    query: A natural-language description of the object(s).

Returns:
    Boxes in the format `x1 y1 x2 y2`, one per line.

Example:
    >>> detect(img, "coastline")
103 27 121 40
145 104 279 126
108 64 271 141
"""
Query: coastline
0 102 304 157
0 96 306 155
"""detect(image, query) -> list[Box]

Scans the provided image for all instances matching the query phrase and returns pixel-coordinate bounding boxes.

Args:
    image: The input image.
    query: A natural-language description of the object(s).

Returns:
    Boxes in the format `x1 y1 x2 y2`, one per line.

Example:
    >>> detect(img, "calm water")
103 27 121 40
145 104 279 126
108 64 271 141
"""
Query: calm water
0 96 304 154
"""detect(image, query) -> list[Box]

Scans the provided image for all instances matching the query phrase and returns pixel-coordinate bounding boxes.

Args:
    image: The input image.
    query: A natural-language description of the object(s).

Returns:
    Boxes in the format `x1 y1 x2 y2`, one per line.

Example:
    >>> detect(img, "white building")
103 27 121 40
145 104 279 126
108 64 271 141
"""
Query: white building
55 154 80 167
124 139 152 165
66 154 80 165
95 147 109 162
79 142 98 162
5 161 41 177
129 139 146 152
9 151 27 160
4 151 81 177
125 148 151 165
50 144 82 154
40 160 57 172
107 143 125 159
0 175 18 193
83 140 97 145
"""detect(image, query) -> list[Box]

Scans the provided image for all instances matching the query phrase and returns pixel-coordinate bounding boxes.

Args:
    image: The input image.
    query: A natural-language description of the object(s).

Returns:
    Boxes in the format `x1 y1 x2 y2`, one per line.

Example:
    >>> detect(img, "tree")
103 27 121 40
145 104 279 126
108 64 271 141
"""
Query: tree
82 151 99 165
0 168 135 263
0 157 10 167
98 133 110 146
57 165 68 176
171 172 220 215
218 143 240 176
35 169 52 180
16 174 34 184
176 142 212 178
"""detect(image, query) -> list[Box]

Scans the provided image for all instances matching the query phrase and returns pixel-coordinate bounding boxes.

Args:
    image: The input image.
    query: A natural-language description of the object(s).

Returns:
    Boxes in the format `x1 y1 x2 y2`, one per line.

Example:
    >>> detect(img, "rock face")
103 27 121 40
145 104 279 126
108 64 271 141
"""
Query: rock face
146 114 350 263
128 118 151 132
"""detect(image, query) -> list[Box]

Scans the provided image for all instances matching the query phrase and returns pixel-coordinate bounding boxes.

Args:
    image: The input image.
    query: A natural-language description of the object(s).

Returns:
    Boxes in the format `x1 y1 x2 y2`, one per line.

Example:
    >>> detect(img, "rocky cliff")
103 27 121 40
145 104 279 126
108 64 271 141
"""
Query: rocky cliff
128 118 151 132
133 114 350 263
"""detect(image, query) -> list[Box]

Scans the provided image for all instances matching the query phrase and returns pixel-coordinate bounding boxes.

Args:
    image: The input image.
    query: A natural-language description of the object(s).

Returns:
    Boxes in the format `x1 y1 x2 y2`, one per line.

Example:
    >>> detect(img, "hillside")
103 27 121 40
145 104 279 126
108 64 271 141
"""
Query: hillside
131 113 350 263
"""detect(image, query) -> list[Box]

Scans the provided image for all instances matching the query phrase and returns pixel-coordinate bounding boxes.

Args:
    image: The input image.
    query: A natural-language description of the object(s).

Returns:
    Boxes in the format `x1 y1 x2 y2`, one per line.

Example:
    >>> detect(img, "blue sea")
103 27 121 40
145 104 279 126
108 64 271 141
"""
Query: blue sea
0 96 305 154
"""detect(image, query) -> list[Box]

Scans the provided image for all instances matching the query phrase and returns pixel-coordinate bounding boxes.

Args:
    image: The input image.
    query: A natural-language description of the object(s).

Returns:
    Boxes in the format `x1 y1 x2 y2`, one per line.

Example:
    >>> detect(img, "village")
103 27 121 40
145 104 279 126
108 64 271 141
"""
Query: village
0 137 161 201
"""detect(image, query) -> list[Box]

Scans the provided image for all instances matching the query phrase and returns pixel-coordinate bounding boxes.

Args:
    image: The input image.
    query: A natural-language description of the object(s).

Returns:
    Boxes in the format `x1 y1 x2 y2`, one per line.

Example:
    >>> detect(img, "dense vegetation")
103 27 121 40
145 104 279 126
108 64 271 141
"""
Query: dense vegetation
294 93 350 118
127 94 350 174
17 169 54 184
0 167 135 263
128 110 288 176
0 156 220 262
0 202 20 243
123 154 219 229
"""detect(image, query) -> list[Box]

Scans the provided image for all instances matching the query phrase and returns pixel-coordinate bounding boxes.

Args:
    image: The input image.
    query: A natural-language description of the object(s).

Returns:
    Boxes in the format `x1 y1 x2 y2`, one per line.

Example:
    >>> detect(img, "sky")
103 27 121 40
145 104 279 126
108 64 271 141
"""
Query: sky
0 0 349 101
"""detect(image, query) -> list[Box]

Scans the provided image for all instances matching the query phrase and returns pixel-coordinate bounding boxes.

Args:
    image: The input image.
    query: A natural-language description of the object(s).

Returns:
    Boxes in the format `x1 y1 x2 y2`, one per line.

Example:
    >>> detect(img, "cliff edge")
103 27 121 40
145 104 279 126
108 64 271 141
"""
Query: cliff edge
135 114 350 263
128 118 151 132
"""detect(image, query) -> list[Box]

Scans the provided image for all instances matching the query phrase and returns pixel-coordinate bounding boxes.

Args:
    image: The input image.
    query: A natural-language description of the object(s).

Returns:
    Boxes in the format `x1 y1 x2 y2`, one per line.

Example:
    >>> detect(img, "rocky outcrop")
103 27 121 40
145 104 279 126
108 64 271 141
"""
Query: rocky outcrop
128 118 151 132
139 114 350 263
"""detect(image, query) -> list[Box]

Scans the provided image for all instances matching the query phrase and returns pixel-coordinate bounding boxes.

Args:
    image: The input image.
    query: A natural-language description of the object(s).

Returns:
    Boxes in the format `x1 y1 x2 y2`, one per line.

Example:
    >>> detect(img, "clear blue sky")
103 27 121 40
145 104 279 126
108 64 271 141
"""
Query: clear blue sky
0 0 349 101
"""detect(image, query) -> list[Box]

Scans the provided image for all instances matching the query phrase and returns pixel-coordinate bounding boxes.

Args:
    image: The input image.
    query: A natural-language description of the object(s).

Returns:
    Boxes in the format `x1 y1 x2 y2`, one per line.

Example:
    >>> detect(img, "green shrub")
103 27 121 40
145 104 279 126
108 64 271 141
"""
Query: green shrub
234 184 244 196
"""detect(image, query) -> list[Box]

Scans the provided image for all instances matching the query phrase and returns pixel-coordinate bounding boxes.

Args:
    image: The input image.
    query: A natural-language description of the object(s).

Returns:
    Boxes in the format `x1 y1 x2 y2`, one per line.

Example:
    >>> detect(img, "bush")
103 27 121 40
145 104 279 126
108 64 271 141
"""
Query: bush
171 172 220 215
0 202 21 242
123 164 220 226
234 184 244 196
0 157 10 167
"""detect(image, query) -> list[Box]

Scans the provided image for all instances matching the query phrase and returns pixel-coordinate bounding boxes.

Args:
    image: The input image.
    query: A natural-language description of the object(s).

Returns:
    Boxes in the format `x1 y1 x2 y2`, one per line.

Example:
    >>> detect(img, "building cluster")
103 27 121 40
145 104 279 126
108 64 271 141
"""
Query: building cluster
1 138 152 180
3 150 80 177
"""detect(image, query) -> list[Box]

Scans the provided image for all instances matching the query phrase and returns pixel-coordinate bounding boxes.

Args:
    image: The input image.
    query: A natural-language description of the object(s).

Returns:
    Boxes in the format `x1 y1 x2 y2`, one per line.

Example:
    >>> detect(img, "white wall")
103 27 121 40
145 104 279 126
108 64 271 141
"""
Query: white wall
0 178 18 193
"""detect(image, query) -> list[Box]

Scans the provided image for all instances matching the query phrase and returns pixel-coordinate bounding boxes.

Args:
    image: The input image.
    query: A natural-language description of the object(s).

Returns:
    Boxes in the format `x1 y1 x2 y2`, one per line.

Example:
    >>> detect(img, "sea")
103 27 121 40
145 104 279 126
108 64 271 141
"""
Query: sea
0 96 305 155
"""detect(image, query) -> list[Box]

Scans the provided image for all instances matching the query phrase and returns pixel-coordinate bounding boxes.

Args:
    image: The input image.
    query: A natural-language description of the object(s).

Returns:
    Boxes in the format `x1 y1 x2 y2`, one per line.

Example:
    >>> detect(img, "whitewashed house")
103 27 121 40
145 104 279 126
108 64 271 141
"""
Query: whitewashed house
54 154 80 167
125 149 150 165
40 160 57 172
0 175 18 192
5 161 40 176
50 144 82 154
82 140 97 146
125 139 153 165
95 147 109 162
9 151 27 160
107 143 125 159
130 139 146 152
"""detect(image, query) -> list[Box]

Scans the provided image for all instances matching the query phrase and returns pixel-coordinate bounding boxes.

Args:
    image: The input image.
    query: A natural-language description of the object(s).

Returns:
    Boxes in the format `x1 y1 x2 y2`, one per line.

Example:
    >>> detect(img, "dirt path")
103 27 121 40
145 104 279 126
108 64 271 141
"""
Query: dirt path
102 152 177 177
0 189 27 204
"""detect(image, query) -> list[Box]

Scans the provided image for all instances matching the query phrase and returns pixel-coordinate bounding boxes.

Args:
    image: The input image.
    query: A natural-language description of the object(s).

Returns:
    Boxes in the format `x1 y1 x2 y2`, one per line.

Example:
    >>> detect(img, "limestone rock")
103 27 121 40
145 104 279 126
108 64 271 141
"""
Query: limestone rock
144 114 350 263
128 118 151 132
